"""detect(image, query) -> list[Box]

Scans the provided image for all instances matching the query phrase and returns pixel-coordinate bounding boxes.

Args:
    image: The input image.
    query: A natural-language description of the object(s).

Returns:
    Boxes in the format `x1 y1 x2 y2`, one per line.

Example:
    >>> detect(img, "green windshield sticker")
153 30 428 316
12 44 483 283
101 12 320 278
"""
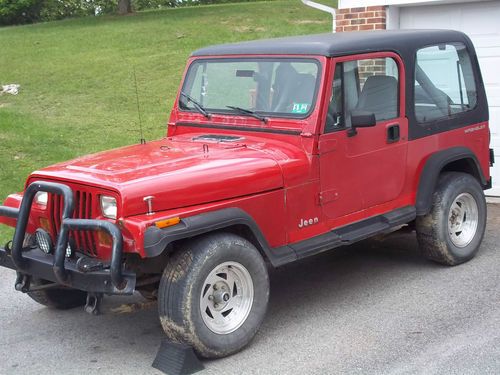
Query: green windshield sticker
292 103 309 114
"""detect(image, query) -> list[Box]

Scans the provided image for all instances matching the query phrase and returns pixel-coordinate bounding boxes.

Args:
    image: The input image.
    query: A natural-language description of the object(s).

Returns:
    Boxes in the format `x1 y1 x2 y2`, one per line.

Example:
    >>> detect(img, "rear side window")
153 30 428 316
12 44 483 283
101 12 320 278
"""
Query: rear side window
415 43 477 123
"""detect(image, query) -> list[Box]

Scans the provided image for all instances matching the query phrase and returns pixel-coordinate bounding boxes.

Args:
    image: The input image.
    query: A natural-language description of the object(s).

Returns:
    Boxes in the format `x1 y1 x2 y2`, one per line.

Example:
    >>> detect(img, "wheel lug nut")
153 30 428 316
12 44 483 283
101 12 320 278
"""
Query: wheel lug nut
214 303 219 308
208 295 214 301
213 285 218 290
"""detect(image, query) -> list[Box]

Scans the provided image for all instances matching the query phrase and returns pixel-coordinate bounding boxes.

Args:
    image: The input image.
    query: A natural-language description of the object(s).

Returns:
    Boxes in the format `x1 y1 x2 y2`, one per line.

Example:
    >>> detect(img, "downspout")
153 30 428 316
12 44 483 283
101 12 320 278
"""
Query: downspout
300 0 337 33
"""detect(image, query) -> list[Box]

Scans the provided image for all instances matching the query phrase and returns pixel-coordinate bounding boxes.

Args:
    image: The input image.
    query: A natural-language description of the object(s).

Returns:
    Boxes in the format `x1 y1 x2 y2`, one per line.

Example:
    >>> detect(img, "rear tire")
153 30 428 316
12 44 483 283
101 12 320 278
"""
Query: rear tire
416 172 487 265
158 232 269 359
27 279 87 310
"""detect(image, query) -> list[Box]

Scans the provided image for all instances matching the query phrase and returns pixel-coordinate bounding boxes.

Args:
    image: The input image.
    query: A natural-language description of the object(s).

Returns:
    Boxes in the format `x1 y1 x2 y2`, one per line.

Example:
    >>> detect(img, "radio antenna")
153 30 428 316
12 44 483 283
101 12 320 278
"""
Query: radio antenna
133 66 146 144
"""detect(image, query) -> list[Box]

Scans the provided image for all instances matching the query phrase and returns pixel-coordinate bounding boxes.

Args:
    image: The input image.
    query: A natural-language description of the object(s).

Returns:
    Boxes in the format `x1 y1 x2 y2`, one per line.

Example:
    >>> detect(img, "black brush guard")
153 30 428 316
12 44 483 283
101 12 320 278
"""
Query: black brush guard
0 181 135 295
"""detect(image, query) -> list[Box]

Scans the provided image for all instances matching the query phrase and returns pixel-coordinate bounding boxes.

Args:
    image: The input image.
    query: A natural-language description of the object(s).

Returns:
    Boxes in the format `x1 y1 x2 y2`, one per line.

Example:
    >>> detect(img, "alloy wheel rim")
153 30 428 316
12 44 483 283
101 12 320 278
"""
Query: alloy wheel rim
200 261 254 334
448 192 479 248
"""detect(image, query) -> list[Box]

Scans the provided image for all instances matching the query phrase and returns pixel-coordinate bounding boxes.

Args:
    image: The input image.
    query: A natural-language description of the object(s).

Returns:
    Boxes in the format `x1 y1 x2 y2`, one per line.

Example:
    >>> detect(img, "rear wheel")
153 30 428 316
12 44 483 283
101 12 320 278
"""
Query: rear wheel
27 279 87 310
158 232 269 358
416 172 487 265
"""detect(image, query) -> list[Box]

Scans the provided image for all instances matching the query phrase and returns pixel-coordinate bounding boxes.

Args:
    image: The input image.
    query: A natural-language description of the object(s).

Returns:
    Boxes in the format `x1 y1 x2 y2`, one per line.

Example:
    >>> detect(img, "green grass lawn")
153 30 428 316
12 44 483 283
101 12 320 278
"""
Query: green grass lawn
0 0 334 240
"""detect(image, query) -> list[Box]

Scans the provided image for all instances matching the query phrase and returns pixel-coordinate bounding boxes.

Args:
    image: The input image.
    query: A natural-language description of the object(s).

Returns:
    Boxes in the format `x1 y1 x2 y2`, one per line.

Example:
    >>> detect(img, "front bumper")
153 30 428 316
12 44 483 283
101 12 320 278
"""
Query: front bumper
0 181 136 295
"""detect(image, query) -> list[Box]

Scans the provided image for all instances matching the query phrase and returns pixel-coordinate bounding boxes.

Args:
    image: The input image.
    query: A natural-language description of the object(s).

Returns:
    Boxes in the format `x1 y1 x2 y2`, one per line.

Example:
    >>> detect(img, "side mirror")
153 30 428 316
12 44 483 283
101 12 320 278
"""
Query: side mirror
351 110 376 128
348 111 376 137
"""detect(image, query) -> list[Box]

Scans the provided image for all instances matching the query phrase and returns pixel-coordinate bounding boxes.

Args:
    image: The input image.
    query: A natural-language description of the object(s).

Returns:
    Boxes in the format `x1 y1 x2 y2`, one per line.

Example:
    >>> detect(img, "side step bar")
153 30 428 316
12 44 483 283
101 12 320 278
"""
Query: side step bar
290 206 416 261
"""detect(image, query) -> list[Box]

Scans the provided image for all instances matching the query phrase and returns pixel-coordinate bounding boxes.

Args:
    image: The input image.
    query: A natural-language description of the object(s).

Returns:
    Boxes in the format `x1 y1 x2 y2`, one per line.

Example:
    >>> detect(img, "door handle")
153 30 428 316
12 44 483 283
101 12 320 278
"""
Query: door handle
386 124 400 143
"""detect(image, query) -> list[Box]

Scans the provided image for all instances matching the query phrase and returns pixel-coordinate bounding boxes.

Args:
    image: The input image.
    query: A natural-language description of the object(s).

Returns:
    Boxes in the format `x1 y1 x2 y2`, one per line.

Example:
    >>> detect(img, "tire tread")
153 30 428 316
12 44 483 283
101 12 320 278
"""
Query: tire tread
416 172 486 266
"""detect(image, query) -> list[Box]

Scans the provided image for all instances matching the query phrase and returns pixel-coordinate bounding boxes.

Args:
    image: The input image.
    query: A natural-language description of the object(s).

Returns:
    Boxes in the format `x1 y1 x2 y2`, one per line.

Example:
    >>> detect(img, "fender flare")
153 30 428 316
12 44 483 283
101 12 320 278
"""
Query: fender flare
143 207 296 267
415 146 487 216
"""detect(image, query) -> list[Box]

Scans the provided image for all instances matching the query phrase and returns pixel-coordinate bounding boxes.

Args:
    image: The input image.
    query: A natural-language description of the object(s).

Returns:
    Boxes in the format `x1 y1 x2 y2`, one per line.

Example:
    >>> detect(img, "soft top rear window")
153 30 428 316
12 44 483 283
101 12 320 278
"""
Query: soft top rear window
414 42 477 124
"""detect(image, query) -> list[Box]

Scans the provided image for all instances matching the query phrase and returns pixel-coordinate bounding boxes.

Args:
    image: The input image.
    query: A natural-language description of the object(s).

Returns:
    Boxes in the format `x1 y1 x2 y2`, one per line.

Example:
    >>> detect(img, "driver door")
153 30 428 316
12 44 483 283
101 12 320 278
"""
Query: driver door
318 53 408 222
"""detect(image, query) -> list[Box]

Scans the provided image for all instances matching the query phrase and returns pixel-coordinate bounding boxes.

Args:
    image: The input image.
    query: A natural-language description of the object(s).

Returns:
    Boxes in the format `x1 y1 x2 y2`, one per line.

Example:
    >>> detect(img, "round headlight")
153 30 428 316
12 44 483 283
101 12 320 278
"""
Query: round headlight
35 229 53 254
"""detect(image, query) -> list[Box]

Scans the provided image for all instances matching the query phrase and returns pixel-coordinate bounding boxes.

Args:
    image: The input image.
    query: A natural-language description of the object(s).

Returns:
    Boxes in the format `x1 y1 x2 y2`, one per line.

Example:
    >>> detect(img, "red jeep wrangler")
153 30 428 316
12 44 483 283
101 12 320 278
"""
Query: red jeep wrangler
0 30 494 358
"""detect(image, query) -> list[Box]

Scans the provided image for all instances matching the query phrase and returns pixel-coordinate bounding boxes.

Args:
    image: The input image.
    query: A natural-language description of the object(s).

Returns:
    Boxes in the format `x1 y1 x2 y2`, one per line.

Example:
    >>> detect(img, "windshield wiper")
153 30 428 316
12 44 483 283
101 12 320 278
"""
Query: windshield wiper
180 91 211 119
226 105 268 124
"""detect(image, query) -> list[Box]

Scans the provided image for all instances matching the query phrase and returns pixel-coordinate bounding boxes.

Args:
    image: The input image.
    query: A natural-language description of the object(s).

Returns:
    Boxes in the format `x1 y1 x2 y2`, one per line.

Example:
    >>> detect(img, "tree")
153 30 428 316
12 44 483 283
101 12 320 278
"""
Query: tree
117 0 132 15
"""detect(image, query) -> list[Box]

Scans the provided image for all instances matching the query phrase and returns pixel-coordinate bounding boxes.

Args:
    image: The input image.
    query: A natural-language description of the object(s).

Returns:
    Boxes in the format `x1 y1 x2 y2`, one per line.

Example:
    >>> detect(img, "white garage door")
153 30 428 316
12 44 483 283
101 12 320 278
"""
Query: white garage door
398 1 500 196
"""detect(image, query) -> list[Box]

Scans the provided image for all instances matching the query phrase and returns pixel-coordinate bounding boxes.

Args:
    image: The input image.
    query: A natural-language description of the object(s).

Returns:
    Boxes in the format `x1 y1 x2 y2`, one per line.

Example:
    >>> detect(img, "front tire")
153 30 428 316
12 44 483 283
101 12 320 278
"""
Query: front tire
416 172 487 265
158 232 269 359
27 279 87 310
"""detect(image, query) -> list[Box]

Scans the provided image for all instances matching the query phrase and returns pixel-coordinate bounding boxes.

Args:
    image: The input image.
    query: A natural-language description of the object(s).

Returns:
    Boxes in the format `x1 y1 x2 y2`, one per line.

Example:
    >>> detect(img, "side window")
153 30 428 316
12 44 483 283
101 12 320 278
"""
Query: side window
325 57 399 133
415 43 477 123
325 64 344 132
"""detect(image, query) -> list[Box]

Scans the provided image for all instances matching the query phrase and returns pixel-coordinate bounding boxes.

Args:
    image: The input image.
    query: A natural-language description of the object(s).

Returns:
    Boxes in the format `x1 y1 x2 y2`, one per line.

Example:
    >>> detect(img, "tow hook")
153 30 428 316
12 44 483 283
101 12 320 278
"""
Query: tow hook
76 256 105 273
85 292 103 315
14 272 31 293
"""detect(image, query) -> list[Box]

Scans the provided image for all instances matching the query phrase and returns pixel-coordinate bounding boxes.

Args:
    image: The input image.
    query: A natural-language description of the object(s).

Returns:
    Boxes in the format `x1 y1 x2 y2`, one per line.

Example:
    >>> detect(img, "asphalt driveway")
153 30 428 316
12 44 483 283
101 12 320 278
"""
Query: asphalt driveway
0 205 499 375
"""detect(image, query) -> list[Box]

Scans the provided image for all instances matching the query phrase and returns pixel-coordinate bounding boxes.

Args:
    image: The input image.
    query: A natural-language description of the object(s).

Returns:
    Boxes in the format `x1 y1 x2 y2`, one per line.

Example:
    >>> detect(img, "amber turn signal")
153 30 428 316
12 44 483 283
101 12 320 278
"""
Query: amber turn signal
155 217 181 229
98 230 112 246
39 217 51 232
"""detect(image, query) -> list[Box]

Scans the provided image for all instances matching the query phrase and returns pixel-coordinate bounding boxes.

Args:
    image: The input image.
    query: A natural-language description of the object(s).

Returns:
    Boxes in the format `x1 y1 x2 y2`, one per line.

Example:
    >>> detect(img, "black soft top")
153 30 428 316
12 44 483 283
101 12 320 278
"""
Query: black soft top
191 29 471 57
190 29 487 142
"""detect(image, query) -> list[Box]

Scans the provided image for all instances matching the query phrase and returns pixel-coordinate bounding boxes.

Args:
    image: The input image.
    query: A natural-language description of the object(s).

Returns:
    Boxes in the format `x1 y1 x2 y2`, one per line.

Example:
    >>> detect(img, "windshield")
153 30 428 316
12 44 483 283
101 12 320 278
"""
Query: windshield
180 58 321 118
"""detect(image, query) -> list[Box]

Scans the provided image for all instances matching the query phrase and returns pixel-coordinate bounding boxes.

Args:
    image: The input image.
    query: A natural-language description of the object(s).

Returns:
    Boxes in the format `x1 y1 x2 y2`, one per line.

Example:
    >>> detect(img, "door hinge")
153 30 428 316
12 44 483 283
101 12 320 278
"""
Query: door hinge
317 190 339 205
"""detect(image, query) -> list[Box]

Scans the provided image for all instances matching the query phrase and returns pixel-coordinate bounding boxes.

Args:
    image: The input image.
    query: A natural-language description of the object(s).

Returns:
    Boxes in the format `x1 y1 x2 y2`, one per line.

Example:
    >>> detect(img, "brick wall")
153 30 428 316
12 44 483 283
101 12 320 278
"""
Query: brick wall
336 6 386 33
358 58 388 86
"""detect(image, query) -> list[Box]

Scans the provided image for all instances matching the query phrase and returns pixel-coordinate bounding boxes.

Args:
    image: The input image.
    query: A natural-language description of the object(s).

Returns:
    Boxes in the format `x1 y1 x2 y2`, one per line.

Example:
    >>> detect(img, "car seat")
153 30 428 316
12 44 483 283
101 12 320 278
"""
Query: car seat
354 75 398 121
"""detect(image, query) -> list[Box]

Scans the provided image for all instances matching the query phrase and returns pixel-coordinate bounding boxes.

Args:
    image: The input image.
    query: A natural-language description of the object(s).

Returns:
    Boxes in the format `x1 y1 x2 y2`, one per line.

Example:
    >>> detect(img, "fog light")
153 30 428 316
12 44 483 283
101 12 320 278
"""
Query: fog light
22 233 35 248
35 229 53 254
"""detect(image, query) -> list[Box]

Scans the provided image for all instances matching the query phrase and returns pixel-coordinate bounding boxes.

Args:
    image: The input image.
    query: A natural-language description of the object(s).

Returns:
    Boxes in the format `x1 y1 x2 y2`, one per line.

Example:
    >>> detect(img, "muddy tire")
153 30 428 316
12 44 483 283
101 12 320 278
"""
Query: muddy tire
27 279 87 310
158 232 269 359
416 172 487 266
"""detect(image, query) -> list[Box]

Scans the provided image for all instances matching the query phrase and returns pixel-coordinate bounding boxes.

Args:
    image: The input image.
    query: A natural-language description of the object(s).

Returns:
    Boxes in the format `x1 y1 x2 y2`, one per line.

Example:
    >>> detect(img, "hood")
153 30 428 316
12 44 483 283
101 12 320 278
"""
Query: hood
30 134 285 216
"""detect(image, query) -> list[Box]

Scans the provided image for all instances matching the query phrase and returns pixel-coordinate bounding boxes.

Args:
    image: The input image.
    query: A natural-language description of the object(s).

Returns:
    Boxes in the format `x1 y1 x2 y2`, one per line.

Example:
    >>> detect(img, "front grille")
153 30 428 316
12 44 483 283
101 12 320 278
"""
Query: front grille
48 190 98 257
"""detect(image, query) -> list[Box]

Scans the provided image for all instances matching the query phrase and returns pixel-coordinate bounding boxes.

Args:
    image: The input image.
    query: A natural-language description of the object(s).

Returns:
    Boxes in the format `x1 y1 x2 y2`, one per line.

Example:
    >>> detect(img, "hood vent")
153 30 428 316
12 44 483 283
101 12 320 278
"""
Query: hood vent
192 134 243 142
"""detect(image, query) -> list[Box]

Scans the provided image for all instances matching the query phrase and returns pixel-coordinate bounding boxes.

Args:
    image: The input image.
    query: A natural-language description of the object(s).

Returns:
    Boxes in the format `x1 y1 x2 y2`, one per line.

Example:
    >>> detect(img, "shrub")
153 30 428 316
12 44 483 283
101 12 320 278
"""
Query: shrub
0 0 44 26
